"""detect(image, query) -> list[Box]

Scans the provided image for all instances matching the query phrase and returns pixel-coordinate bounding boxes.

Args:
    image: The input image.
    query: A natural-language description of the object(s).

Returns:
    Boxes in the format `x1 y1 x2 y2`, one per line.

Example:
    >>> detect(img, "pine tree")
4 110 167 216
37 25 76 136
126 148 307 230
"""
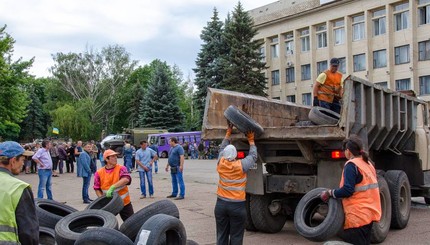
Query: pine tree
19 83 47 141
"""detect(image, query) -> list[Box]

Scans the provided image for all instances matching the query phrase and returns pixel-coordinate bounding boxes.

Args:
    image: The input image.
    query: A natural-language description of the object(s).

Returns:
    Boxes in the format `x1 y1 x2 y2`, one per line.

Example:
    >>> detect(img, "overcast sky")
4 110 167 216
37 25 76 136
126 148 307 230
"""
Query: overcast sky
0 0 271 79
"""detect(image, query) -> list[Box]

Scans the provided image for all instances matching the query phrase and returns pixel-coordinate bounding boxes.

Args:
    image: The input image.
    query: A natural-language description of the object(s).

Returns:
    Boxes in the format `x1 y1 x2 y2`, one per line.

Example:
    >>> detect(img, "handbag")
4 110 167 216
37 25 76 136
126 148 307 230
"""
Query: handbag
170 166 178 174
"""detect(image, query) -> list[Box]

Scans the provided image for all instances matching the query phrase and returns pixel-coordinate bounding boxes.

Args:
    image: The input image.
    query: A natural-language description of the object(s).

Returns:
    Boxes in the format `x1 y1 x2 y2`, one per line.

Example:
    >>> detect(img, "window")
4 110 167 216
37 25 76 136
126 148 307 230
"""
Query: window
317 60 328 74
286 67 295 83
301 64 311 81
270 37 279 58
302 93 312 106
353 53 366 72
300 29 310 52
372 9 386 36
419 75 430 95
419 40 430 61
272 97 280 100
271 70 280 85
333 19 345 45
396 78 410 90
419 0 430 25
338 57 346 73
284 32 294 55
316 24 327 48
287 95 296 103
395 45 410 64
259 46 265 61
373 49 387 68
393 2 409 31
352 14 365 41
375 81 388 89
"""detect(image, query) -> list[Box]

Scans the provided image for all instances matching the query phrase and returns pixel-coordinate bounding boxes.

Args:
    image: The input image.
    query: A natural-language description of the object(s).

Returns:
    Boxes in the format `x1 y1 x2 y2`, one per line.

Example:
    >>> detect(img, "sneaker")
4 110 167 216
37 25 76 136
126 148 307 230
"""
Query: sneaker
166 195 176 198
149 195 154 199
140 195 146 199
88 198 94 202
174 196 184 200
83 200 91 204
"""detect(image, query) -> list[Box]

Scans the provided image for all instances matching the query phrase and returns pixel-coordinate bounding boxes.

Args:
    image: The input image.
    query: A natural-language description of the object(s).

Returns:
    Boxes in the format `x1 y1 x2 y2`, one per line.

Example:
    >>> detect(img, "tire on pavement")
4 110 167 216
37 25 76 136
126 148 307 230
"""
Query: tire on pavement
39 226 56 245
250 194 287 233
223 105 264 137
370 175 392 244
134 214 186 245
54 209 118 245
74 227 133 245
85 192 123 216
35 198 78 229
385 170 411 229
120 199 180 241
308 106 340 125
294 188 344 242
245 193 258 231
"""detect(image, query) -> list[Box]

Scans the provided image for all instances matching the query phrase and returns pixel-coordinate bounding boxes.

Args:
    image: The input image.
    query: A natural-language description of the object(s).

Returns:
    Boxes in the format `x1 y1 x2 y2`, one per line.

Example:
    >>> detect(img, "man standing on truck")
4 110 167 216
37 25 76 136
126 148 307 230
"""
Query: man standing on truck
313 58 344 114
215 122 258 245
320 135 381 245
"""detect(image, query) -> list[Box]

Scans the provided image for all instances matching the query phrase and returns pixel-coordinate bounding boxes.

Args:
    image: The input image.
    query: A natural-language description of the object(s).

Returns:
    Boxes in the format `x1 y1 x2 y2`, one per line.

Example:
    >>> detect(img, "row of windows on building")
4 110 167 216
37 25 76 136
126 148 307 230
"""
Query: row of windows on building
263 0 430 58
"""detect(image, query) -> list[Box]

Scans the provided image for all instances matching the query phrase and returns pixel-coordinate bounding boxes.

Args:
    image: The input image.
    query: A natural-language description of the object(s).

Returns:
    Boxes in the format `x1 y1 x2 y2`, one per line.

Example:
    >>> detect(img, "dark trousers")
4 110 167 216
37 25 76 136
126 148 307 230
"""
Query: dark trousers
58 159 64 174
66 159 74 173
90 158 97 174
341 222 373 245
120 203 134 222
319 100 341 114
214 198 246 245
51 157 59 171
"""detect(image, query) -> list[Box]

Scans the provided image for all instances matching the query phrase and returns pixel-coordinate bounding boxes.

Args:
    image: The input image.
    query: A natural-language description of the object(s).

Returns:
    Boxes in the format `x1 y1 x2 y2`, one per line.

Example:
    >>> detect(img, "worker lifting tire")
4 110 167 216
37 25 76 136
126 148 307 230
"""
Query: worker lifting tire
224 105 264 137
385 170 411 229
249 194 287 233
308 106 340 125
370 175 392 244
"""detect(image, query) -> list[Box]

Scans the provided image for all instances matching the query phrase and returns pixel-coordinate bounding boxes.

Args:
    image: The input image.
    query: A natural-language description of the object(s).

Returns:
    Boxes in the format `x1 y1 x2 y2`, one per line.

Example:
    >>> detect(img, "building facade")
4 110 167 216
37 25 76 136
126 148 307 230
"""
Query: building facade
249 0 430 104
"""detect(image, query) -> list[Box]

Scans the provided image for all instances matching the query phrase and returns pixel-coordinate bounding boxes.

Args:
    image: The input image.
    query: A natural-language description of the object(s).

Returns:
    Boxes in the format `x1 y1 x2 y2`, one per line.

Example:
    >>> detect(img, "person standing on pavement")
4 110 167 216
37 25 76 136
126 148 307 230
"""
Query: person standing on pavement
215 122 257 245
65 143 75 173
50 142 60 177
77 142 93 204
122 141 133 173
135 140 158 199
0 141 39 244
320 135 381 245
90 140 98 174
93 149 134 221
57 143 67 174
165 137 186 200
32 140 54 199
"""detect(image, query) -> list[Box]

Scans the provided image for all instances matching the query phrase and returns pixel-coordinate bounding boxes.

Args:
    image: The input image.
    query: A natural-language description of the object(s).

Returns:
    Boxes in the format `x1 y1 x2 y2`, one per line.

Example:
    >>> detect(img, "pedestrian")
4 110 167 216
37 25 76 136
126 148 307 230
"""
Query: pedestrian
50 142 60 177
30 143 40 173
65 143 75 173
122 141 133 173
135 140 158 199
0 141 39 244
24 145 32 174
77 142 93 204
93 149 134 221
74 141 83 176
183 141 189 159
57 143 67 174
165 137 185 200
32 140 53 200
320 135 381 245
198 141 205 159
90 140 98 174
214 122 257 245
149 142 159 173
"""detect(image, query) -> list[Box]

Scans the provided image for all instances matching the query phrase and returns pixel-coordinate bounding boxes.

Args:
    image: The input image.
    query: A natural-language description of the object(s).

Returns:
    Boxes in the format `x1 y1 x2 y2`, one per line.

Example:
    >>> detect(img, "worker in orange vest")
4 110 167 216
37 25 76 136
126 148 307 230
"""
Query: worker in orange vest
313 57 344 114
93 149 134 221
320 135 381 245
214 121 258 245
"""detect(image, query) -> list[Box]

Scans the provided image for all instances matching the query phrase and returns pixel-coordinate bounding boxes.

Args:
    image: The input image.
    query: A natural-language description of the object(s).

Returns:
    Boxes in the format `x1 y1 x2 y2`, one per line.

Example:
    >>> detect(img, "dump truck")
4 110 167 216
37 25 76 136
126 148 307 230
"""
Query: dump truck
202 75 430 242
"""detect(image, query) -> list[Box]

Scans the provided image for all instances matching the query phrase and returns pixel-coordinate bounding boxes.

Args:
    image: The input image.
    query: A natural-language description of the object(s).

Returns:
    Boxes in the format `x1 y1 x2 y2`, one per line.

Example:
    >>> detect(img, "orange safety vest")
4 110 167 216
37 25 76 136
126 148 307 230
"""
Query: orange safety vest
340 158 381 229
317 70 343 103
97 164 131 206
217 157 247 201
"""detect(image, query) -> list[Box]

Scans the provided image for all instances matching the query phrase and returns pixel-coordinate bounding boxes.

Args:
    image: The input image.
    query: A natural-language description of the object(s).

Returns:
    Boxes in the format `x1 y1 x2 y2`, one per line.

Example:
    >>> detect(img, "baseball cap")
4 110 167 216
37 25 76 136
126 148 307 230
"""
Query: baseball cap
330 58 340 66
0 141 34 158
103 149 118 160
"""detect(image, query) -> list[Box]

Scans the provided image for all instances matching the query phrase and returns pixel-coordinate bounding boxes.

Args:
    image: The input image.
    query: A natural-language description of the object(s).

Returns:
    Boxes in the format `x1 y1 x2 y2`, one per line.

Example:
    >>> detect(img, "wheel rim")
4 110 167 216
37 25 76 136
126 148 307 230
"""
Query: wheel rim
378 189 389 229
399 184 408 216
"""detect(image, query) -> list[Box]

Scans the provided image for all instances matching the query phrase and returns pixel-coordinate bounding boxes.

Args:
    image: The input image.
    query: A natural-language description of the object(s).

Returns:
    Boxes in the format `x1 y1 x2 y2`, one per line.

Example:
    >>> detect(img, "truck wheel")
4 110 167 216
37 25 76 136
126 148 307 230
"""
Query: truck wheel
224 105 264 137
371 175 392 244
308 107 340 125
245 194 257 231
294 188 344 242
250 194 287 233
425 198 430 205
385 170 411 229
161 151 168 158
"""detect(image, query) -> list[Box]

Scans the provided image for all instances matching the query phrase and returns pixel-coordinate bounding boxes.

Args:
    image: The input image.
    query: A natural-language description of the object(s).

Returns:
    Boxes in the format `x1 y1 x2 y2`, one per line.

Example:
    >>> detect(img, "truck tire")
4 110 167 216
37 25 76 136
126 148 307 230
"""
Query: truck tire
245 193 257 231
161 151 168 158
39 226 56 245
385 170 411 229
425 197 430 205
224 105 264 137
35 198 78 229
134 214 186 245
250 194 287 233
294 188 344 242
85 192 124 216
75 227 134 245
370 175 392 244
308 107 340 125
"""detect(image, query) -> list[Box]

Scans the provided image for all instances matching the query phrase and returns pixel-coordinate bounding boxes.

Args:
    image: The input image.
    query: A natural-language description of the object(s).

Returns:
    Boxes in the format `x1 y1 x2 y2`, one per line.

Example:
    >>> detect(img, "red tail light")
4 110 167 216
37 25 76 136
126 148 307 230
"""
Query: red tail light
331 150 345 159
237 151 245 159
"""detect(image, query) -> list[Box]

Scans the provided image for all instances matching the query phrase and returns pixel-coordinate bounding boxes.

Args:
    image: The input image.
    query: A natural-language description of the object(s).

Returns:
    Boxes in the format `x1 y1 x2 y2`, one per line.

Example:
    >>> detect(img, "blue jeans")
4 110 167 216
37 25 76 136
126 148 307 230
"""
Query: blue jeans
37 169 53 199
124 157 132 172
139 170 154 196
153 160 158 173
171 170 185 197
319 100 341 114
82 176 91 201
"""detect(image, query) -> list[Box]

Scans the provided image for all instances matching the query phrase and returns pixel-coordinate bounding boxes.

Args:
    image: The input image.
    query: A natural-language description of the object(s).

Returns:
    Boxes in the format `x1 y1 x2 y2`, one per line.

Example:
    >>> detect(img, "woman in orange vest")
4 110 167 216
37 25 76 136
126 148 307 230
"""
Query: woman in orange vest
214 122 258 245
320 135 381 245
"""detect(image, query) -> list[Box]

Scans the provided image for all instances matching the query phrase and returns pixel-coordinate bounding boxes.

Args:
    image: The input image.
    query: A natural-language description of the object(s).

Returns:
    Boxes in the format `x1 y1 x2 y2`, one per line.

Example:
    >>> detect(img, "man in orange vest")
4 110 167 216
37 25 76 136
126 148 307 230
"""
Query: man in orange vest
320 135 381 245
313 58 344 114
214 122 258 245
93 149 134 221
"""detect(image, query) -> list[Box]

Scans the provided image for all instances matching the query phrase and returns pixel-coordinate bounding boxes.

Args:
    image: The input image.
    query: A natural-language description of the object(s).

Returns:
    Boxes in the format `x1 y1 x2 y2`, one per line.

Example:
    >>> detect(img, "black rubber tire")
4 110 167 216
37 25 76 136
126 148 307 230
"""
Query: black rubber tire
295 120 315 126
250 194 287 233
425 197 430 205
385 170 411 229
54 209 118 245
134 214 186 245
308 106 340 125
39 226 56 245
245 193 258 231
85 192 124 216
35 198 78 229
186 240 199 245
161 151 168 158
120 199 180 241
224 105 264 137
74 227 134 245
371 175 392 244
294 188 344 242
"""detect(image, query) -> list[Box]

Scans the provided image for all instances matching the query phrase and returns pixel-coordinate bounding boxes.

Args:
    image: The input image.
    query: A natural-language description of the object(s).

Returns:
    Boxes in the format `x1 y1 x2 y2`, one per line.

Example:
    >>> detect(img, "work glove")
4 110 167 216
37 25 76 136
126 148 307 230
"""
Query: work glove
320 189 332 202
226 120 234 138
313 97 319 106
246 131 255 145
106 185 116 198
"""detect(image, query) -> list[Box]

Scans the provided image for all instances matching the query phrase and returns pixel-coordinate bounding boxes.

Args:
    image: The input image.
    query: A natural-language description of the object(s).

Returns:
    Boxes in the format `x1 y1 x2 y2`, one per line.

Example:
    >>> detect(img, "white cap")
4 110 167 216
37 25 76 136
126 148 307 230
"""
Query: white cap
223 145 237 161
